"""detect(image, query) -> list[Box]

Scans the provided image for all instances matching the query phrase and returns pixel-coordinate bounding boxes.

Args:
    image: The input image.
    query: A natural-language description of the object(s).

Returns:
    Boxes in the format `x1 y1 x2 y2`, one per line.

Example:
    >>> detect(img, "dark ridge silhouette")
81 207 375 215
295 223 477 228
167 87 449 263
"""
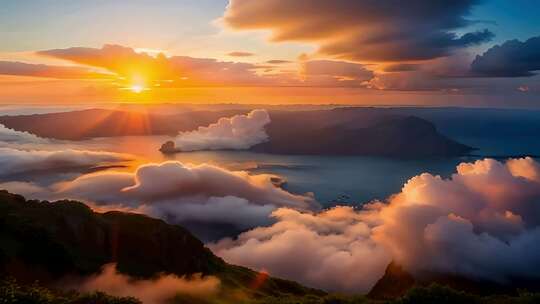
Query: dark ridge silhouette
0 190 322 299
368 262 540 300
0 108 245 139
252 110 472 157
0 108 472 158
2 190 540 303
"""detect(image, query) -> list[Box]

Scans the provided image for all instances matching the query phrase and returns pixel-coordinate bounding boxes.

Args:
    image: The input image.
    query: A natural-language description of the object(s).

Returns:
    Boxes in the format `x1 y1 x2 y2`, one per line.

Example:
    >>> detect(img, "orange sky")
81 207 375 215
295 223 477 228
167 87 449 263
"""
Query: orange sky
0 1 539 107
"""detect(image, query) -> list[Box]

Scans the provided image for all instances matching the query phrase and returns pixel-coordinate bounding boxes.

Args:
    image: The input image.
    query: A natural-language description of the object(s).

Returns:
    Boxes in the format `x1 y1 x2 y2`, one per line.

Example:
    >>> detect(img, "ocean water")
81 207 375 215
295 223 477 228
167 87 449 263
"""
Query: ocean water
77 135 522 207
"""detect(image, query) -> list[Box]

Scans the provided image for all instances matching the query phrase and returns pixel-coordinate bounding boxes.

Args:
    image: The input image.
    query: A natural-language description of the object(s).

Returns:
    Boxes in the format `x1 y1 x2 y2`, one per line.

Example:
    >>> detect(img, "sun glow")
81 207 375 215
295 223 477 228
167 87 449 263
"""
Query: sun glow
130 84 145 93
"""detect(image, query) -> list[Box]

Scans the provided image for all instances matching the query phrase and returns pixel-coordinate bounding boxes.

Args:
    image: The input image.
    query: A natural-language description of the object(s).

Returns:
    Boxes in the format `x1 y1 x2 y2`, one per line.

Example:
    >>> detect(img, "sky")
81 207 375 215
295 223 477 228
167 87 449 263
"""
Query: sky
0 0 539 107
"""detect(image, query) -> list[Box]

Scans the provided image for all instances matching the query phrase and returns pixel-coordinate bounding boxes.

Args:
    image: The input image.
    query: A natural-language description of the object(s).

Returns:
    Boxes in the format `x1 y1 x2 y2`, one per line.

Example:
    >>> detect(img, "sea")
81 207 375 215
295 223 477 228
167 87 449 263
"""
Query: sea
74 132 540 207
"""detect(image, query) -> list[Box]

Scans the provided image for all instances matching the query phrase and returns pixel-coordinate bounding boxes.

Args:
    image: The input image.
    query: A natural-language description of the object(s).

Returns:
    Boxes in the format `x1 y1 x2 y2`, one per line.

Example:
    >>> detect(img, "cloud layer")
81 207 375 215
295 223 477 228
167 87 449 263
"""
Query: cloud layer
0 148 130 176
0 61 110 79
210 206 390 292
223 0 492 62
165 109 271 152
76 263 220 304
212 158 540 292
35 44 271 87
0 123 47 145
5 160 315 240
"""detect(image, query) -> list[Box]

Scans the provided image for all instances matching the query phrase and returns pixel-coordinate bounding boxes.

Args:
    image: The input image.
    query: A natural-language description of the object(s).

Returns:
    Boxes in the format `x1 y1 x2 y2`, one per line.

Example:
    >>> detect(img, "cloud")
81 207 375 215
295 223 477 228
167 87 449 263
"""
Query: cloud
227 51 255 57
163 109 271 152
212 158 540 292
301 60 374 86
210 206 390 293
75 263 220 304
37 44 275 87
0 147 131 176
0 61 110 79
383 64 421 73
6 161 315 239
471 36 540 77
37 44 377 88
148 196 276 230
267 60 291 64
0 123 47 145
223 0 493 62
374 157 540 281
56 161 312 209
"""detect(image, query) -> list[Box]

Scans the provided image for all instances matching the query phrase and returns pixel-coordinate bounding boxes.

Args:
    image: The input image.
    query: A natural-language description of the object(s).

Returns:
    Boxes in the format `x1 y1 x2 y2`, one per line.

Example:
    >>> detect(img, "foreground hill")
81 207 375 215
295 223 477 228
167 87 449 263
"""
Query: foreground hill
0 108 472 158
1 190 539 303
0 190 323 301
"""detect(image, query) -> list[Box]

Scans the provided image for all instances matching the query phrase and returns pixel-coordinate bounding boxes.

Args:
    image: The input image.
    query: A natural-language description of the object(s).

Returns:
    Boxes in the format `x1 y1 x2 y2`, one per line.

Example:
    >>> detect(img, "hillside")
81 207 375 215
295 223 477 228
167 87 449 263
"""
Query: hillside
1 190 540 303
368 262 540 300
0 190 323 301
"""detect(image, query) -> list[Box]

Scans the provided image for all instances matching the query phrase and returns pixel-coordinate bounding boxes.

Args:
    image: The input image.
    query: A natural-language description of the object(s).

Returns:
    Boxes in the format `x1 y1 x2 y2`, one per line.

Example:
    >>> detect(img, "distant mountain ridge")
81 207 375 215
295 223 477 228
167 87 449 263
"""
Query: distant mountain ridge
0 108 472 158
252 109 471 157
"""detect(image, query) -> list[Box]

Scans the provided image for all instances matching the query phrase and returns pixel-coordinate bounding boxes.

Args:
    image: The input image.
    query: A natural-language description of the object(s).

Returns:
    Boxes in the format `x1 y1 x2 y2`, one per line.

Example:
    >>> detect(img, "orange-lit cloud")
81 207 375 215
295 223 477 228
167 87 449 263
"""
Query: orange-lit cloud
33 44 377 89
266 60 291 64
0 60 111 79
301 60 373 87
223 0 493 63
76 263 220 304
36 44 275 88
227 51 255 57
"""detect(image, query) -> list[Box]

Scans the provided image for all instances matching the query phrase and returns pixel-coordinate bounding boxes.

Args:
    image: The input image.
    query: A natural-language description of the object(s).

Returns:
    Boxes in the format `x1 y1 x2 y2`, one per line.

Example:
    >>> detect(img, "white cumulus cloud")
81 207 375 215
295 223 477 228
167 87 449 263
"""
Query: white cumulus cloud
4 161 316 240
211 157 540 292
163 109 271 152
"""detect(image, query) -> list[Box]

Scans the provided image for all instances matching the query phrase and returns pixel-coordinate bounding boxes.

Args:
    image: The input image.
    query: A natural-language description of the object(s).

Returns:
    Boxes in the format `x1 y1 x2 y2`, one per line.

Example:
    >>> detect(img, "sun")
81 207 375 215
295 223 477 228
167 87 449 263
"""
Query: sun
130 84 145 93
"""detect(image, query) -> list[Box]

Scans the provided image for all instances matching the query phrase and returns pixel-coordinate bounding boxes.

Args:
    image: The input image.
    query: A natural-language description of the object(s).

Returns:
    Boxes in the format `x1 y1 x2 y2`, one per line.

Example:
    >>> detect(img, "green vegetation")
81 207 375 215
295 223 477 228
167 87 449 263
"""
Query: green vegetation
0 278 140 304
393 284 540 304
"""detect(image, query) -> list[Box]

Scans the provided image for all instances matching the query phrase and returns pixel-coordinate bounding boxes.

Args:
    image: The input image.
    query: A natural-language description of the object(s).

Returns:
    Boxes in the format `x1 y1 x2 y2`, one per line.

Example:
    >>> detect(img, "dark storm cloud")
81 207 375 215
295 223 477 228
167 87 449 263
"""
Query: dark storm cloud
471 36 540 77
223 0 493 62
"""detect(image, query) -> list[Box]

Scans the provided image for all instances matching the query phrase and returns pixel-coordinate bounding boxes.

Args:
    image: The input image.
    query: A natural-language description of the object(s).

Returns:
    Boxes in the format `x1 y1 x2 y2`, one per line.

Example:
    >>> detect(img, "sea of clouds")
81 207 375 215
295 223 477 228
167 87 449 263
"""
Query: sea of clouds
211 158 540 292
1 115 540 294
